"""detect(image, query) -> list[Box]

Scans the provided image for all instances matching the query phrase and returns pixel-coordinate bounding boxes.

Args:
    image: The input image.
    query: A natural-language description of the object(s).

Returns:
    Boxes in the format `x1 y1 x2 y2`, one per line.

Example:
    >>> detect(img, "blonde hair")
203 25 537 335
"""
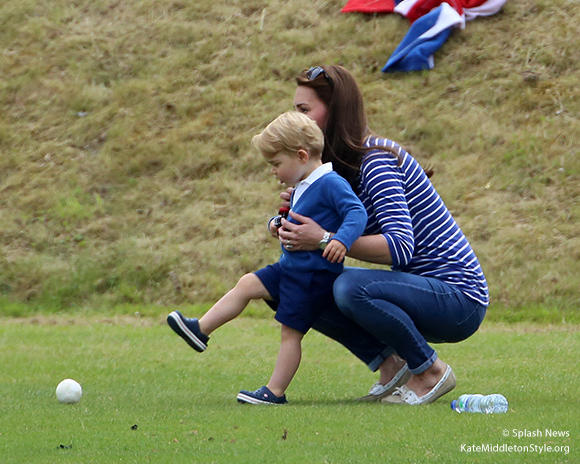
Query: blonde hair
252 111 324 160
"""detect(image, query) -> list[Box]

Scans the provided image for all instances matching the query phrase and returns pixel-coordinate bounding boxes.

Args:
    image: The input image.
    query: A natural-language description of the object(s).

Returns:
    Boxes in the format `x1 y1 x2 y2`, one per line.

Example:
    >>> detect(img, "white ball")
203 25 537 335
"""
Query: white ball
56 379 83 404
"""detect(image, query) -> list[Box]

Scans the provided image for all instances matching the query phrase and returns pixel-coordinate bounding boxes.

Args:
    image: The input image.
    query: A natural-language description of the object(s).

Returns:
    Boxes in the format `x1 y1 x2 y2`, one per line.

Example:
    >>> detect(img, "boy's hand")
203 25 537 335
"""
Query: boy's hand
269 219 280 237
322 240 347 263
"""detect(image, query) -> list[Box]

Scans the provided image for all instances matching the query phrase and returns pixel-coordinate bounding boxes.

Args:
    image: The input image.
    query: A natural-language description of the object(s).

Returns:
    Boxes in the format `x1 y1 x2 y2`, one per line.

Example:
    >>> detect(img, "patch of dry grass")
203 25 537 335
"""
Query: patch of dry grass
1 0 579 317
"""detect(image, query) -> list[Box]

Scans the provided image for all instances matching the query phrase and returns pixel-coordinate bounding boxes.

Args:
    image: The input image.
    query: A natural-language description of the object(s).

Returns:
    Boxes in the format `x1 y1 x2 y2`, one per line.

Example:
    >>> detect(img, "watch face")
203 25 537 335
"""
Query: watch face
274 216 283 228
319 231 331 250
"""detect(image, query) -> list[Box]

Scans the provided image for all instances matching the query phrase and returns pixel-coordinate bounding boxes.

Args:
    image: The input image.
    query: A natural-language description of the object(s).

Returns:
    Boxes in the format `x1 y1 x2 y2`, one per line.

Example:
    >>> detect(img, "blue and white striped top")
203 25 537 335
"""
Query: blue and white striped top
357 136 489 306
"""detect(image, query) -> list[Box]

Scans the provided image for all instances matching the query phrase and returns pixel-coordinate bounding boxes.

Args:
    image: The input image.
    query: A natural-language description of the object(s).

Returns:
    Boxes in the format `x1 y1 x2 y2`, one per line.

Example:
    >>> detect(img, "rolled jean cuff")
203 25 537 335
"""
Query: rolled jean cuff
409 351 438 375
368 347 395 372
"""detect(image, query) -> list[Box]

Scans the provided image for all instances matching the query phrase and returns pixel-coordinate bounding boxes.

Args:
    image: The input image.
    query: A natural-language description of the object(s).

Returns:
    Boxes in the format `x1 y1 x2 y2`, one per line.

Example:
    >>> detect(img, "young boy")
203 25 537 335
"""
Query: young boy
167 111 367 404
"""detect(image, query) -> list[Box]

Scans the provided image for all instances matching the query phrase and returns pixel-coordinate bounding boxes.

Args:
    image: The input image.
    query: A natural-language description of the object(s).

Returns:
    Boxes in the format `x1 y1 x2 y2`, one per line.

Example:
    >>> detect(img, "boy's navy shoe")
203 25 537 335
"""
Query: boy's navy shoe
167 310 209 352
237 386 288 405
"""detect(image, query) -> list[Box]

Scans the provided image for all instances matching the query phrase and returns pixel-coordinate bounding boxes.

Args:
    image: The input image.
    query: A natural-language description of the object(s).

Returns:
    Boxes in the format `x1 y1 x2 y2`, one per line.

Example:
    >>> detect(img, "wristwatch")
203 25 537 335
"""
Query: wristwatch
319 231 331 250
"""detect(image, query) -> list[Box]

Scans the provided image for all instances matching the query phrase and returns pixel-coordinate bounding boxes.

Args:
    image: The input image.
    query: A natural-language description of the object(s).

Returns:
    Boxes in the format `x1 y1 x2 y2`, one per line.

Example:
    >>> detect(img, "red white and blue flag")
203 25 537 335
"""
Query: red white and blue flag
341 0 509 72
341 0 404 14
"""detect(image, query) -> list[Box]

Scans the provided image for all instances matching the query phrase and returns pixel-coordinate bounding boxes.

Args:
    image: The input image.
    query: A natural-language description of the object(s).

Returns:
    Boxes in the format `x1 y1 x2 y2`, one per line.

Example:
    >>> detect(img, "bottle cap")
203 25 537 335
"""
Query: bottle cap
451 400 457 410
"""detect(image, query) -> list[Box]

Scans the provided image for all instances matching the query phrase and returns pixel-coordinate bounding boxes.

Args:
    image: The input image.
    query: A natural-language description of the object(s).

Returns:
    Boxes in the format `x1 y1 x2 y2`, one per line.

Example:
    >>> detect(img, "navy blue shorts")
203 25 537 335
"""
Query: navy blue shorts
254 262 340 334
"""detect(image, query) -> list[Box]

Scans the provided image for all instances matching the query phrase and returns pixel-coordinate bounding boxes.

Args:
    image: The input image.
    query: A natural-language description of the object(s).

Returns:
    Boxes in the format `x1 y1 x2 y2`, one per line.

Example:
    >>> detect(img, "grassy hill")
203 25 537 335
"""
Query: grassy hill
1 0 579 320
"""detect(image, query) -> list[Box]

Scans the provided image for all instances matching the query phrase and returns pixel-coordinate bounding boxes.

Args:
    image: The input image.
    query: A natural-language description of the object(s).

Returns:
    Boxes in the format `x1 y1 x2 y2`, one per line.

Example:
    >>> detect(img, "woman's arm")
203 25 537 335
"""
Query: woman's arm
346 234 392 265
278 211 393 265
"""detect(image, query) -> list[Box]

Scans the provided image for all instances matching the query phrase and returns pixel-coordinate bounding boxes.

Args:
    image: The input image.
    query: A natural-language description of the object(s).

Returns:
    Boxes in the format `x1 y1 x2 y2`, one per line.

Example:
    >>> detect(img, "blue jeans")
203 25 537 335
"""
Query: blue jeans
311 268 487 374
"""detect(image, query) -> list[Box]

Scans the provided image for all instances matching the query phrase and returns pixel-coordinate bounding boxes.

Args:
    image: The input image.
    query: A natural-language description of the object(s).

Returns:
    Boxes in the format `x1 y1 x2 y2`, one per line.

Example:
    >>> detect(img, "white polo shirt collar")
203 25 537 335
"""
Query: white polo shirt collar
291 162 333 207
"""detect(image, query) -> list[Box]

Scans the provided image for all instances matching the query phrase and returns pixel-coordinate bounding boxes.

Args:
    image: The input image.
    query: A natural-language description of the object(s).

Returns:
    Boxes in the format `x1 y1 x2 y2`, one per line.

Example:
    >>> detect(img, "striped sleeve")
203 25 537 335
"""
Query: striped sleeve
360 153 415 267
358 137 489 306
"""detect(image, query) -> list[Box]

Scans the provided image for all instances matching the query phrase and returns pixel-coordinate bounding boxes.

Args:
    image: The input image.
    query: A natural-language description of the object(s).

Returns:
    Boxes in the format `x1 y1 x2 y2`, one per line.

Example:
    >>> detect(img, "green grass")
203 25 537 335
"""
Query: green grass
1 315 577 463
1 0 579 316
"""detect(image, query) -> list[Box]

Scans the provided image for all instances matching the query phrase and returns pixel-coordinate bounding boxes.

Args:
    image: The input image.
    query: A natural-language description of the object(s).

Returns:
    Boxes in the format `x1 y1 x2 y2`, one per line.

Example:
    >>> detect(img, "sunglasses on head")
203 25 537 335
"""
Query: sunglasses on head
306 66 334 89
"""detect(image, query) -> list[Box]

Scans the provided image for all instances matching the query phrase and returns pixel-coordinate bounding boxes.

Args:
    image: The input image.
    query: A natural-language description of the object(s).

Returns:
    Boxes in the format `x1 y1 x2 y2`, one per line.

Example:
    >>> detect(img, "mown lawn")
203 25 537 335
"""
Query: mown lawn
0 315 577 463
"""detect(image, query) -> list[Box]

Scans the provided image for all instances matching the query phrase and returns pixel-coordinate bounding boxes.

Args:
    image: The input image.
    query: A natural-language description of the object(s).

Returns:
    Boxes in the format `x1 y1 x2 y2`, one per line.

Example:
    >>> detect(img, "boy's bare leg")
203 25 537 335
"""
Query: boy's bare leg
199 273 271 335
266 325 304 397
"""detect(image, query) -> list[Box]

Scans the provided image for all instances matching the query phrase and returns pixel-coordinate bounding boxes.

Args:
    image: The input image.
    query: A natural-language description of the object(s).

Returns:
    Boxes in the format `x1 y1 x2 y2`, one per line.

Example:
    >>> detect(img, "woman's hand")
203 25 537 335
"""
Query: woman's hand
280 187 293 209
278 211 326 251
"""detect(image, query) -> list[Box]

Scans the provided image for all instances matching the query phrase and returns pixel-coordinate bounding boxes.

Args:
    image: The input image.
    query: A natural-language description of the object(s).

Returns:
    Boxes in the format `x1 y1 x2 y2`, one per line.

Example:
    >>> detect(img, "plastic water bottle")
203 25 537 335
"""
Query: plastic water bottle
451 394 508 414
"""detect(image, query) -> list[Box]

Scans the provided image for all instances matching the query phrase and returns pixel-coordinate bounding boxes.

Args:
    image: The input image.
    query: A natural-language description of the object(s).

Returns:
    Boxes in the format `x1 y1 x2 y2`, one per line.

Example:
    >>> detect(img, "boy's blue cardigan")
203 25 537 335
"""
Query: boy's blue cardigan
278 171 367 273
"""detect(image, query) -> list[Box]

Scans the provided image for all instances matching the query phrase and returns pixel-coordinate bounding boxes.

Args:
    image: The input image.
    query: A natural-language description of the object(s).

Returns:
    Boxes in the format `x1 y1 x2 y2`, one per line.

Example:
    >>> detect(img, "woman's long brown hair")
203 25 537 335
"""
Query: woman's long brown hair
296 65 402 189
